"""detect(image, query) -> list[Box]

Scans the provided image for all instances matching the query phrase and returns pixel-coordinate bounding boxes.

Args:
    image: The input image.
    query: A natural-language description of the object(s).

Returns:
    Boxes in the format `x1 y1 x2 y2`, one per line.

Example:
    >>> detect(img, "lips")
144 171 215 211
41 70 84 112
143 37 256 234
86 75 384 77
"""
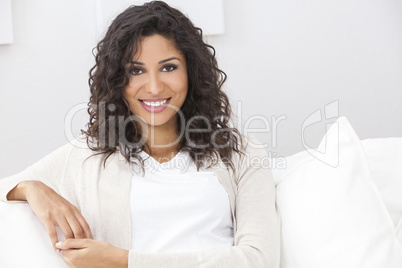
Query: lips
139 97 171 102
139 97 171 113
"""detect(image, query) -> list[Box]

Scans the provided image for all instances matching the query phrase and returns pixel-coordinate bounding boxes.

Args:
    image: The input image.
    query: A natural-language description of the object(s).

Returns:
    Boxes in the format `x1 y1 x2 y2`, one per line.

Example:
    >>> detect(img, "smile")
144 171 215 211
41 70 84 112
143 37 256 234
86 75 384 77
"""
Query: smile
139 97 171 113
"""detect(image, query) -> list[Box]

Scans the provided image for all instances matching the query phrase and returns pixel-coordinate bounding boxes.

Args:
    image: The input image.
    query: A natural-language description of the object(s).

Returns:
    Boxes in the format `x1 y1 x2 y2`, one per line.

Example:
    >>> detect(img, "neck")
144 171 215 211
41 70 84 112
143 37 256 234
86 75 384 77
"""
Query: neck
141 121 181 160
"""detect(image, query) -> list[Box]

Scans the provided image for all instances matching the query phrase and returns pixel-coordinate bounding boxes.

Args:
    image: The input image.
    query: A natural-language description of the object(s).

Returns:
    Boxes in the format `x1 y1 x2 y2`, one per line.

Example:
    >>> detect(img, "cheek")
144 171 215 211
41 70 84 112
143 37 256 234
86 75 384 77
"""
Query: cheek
123 84 139 99
171 72 188 93
122 87 139 112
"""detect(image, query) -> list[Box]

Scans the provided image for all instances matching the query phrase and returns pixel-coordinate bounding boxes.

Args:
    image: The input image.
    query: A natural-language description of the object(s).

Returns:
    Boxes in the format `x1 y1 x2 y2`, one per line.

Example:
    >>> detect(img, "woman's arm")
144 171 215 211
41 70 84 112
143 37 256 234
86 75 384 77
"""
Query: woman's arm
0 142 93 252
6 180 30 201
55 239 129 268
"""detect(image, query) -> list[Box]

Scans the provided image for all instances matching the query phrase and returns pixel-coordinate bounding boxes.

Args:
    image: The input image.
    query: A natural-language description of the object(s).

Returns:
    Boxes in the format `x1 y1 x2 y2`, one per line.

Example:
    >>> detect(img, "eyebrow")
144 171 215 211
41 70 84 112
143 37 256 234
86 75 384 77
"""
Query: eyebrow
131 57 181 65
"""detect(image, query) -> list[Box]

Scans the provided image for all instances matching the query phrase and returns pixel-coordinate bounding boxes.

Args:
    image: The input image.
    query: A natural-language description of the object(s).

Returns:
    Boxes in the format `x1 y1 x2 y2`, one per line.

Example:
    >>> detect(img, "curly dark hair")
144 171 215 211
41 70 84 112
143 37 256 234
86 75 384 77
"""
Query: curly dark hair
82 0 245 174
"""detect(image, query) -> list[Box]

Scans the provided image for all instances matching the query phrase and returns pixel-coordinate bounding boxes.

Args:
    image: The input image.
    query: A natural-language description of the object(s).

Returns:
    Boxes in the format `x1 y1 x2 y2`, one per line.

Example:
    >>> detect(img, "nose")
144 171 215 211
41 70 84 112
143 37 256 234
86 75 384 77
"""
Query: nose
146 71 164 95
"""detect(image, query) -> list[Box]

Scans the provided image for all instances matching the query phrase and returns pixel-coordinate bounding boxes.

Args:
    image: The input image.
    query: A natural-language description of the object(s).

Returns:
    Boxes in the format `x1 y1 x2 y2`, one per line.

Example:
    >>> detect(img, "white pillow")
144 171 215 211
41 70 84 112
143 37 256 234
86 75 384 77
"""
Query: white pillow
361 138 402 229
271 149 311 184
0 202 68 268
273 136 402 245
397 219 402 246
275 117 402 268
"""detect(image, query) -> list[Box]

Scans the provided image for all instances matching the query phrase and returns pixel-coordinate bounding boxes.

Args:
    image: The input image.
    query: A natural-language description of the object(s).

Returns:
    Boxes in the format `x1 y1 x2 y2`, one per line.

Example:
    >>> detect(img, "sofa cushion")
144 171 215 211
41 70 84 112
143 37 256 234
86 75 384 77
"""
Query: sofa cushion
275 117 402 268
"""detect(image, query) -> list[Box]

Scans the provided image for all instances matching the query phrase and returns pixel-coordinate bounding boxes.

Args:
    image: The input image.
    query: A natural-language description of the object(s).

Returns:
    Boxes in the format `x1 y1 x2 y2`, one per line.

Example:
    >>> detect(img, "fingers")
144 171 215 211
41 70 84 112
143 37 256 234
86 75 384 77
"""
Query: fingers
65 214 85 239
25 182 94 250
74 212 93 239
44 223 59 251
57 218 76 240
56 238 90 250
49 212 92 252
56 206 93 241
60 249 73 267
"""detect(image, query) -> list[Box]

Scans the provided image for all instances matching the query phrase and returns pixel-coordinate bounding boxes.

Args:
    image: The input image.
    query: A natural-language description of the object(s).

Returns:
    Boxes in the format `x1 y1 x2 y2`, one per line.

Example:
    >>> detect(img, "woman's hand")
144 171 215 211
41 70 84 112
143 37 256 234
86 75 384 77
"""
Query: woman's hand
56 239 129 268
13 180 93 252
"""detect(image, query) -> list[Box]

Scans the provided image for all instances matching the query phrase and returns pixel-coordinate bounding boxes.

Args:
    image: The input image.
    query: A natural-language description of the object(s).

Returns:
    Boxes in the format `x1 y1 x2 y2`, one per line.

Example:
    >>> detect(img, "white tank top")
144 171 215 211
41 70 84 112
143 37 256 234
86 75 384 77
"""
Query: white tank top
129 150 234 253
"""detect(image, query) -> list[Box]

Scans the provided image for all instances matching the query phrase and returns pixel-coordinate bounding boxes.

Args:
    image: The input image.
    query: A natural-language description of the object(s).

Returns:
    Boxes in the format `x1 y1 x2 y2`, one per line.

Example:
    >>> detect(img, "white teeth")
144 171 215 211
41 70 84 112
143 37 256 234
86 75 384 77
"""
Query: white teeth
143 99 168 107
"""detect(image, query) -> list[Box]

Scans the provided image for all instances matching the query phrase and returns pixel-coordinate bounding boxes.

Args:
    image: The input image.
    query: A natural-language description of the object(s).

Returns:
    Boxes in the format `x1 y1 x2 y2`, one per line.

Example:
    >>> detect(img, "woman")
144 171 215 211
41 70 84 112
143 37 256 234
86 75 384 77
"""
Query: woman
0 1 279 267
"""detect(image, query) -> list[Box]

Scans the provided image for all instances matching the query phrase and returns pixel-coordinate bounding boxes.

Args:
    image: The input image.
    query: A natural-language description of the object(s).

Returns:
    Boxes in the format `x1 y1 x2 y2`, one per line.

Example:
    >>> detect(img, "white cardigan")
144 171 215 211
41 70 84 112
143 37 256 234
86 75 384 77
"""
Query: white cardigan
0 135 280 267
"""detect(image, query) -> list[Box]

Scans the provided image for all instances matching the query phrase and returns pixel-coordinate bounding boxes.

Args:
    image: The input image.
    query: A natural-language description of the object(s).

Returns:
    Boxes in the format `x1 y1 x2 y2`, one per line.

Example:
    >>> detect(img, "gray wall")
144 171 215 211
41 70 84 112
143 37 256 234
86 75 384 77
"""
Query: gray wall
1 0 401 178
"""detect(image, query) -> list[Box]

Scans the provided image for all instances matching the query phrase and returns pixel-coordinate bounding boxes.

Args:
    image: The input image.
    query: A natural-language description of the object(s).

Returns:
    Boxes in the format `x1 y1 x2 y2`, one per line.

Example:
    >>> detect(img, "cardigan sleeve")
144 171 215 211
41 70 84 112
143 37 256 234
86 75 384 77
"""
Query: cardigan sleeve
0 141 74 203
127 138 281 267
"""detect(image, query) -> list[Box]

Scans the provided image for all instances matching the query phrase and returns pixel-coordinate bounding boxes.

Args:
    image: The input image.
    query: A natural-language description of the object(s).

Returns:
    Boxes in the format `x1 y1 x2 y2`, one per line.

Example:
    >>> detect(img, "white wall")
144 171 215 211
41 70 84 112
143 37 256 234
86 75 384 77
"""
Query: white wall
208 0 402 158
1 0 401 178
0 0 97 177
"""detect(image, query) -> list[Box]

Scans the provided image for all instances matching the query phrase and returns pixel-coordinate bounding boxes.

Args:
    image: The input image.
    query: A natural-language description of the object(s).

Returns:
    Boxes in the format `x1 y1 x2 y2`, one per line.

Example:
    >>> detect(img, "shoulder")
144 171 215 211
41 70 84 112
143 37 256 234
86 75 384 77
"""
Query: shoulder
235 134 270 167
67 135 131 170
63 134 96 158
60 134 115 167
227 134 271 183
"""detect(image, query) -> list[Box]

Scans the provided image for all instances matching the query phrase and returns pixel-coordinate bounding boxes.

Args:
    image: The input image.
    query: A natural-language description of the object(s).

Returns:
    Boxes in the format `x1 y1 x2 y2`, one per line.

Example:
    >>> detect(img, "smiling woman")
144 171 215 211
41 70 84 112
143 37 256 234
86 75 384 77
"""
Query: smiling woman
83 1 245 170
0 1 280 267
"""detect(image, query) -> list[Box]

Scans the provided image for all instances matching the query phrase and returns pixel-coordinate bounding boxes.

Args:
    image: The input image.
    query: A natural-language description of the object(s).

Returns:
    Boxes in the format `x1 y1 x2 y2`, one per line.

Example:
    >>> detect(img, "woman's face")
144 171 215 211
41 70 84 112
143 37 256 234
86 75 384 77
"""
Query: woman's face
123 34 188 128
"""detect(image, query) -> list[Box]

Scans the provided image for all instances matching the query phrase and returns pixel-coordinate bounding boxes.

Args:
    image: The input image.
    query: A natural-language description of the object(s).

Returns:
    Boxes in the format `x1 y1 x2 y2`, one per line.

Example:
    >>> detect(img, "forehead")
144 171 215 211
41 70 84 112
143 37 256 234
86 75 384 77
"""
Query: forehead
132 34 184 61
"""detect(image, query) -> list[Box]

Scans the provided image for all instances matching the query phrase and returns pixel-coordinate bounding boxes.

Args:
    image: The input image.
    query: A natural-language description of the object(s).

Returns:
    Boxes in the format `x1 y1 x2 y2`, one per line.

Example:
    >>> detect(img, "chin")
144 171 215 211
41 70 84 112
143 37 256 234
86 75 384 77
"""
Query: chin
143 116 175 127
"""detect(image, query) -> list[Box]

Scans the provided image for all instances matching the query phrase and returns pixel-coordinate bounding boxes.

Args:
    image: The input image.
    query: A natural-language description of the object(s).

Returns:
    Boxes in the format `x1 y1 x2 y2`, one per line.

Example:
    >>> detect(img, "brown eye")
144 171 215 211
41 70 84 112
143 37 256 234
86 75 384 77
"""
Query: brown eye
162 65 177 72
130 67 143 75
